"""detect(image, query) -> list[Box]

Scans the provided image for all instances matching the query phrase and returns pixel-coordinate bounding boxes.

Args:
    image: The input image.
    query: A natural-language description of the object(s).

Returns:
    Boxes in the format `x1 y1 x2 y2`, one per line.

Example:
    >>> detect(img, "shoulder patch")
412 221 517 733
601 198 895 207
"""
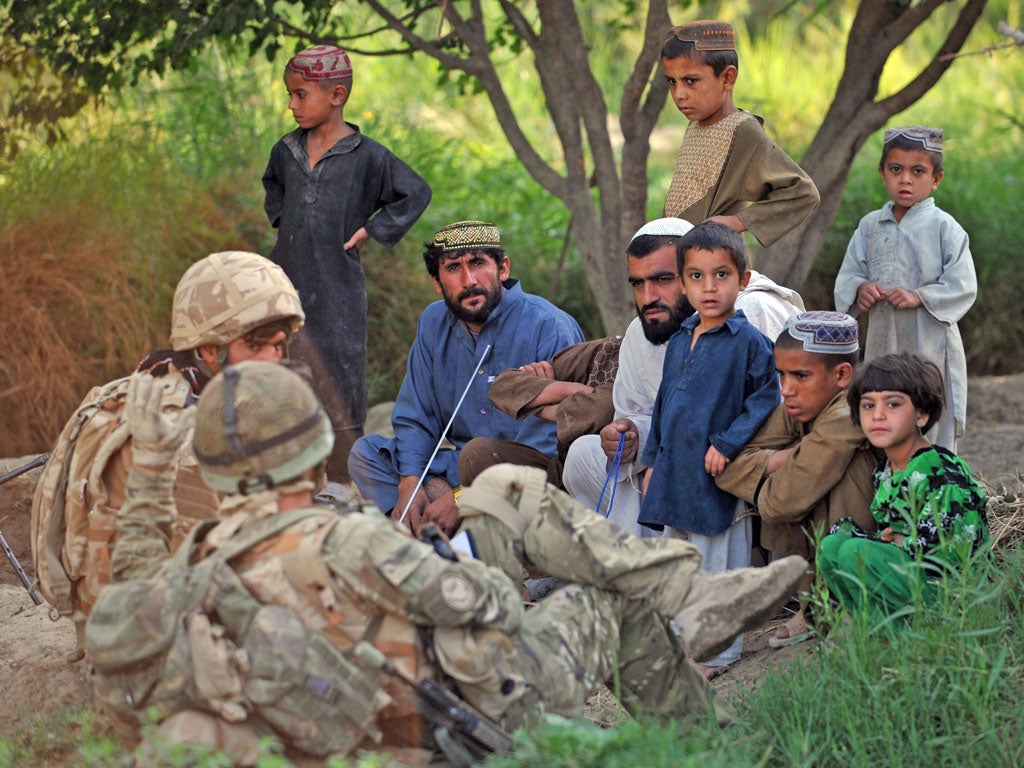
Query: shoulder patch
440 572 477 612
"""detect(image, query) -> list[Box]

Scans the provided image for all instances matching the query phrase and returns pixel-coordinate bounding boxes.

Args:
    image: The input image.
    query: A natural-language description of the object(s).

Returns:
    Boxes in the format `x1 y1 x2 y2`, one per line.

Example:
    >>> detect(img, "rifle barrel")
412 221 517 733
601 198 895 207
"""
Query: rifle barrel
0 452 50 487
0 453 48 605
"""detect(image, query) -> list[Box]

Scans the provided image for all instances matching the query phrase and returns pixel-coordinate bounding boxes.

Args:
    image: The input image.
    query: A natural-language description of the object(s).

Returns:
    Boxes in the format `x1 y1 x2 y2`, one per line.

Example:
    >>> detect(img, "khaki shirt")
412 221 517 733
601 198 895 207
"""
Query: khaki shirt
716 392 879 560
664 111 819 248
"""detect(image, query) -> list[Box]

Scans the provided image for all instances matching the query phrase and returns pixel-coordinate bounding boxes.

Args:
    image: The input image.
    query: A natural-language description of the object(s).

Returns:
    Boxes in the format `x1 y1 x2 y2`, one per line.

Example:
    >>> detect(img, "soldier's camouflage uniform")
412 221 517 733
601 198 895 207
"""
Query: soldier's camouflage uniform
112 463 726 761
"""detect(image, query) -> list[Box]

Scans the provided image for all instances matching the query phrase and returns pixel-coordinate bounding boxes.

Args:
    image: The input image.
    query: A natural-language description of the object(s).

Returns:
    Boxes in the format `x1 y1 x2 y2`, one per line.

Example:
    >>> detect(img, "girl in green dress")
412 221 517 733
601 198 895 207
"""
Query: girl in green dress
818 353 988 617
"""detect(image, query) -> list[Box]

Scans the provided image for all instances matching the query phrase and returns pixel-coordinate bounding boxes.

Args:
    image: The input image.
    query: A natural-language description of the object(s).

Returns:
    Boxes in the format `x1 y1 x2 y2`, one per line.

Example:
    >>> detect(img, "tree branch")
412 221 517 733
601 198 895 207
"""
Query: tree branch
941 19 1024 60
541 2 618 202
620 0 670 141
433 0 571 199
357 0 478 71
877 0 987 117
262 0 435 48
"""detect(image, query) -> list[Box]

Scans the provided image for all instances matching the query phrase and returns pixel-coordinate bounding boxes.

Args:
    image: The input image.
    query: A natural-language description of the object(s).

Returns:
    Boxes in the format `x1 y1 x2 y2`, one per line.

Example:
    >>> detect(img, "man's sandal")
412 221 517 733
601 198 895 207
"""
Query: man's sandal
767 613 813 649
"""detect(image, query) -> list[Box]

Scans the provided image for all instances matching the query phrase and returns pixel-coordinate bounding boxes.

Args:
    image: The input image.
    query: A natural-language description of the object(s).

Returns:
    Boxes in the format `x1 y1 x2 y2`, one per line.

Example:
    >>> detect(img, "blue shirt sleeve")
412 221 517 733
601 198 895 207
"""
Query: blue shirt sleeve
710 331 780 459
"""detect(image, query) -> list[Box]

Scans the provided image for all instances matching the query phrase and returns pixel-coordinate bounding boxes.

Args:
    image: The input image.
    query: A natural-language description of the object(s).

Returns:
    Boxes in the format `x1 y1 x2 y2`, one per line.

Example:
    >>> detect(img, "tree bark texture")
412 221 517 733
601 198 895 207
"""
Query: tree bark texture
350 0 989 332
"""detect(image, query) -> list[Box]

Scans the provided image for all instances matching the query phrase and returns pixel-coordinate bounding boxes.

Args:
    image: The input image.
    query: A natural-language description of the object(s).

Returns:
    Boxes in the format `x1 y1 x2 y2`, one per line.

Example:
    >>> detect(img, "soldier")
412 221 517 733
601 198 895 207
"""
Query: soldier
102 361 806 765
32 251 304 657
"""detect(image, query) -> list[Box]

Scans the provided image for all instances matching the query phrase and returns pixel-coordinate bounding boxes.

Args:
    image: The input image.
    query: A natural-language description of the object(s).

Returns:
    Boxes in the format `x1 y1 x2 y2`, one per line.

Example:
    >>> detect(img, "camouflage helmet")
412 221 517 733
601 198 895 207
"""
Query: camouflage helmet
170 251 304 351
193 361 334 494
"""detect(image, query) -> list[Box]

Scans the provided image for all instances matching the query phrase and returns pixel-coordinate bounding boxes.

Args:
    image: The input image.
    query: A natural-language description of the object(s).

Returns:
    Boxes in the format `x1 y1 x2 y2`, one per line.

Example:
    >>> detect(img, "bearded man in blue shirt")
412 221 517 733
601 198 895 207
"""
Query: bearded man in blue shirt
349 220 584 535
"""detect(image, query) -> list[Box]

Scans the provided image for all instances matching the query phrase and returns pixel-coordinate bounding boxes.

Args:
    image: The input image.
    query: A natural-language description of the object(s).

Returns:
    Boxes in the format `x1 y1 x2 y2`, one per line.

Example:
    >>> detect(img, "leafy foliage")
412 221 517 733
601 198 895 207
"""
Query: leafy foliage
0 40 89 159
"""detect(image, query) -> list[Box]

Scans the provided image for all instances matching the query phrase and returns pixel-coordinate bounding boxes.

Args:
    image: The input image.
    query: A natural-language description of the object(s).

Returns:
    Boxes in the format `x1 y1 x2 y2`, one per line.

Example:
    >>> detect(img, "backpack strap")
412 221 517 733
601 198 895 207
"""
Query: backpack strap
181 507 331 569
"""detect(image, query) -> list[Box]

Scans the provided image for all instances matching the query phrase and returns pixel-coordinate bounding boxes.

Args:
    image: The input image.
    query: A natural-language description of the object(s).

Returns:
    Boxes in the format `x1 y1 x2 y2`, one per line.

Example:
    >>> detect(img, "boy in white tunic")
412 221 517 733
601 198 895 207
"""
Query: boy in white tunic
834 126 976 451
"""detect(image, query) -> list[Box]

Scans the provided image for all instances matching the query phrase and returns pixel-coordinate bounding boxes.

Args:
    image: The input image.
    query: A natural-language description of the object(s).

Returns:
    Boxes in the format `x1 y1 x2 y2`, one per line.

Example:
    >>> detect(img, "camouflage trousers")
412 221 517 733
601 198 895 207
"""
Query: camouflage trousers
453 464 728 728
458 463 704 621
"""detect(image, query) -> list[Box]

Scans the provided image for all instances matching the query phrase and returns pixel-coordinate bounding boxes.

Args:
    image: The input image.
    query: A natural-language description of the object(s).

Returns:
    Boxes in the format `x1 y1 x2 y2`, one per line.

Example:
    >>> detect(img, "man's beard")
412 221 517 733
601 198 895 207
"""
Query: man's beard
638 296 693 344
444 284 504 327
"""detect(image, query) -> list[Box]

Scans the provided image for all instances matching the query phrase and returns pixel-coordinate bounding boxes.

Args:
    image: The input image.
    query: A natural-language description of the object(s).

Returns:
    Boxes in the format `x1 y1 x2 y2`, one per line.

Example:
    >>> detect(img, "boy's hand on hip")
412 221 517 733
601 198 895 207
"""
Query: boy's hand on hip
706 214 745 234
344 226 370 251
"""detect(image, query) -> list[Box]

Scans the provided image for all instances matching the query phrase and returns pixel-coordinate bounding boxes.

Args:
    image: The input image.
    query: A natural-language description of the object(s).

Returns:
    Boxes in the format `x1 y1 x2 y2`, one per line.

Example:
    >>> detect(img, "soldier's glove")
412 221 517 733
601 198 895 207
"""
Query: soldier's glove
126 372 196 472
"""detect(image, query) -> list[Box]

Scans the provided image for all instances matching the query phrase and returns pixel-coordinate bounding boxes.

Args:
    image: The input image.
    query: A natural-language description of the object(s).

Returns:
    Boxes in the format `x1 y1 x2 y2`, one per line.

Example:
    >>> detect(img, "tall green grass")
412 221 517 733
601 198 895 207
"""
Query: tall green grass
6 537 1021 766
489 540 1023 768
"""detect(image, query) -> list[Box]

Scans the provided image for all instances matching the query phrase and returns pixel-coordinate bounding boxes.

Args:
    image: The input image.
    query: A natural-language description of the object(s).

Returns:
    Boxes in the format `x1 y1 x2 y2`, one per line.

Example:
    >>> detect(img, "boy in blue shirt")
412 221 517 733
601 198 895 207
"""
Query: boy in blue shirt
640 221 779 676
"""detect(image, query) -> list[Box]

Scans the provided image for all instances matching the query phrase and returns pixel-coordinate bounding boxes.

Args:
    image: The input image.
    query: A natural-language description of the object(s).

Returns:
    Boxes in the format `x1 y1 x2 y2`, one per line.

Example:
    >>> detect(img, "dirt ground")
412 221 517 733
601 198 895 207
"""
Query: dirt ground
1 372 1022 745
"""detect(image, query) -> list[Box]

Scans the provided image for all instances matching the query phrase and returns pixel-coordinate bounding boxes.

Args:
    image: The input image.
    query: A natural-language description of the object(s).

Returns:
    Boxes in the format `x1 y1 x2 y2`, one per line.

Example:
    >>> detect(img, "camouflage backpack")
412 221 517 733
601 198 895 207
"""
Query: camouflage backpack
30 371 218 626
85 508 389 758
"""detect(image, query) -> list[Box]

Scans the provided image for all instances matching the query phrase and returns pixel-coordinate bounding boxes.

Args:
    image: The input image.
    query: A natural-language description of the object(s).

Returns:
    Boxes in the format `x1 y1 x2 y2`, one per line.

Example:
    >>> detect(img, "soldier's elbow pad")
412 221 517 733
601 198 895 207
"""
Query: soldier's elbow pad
420 564 523 633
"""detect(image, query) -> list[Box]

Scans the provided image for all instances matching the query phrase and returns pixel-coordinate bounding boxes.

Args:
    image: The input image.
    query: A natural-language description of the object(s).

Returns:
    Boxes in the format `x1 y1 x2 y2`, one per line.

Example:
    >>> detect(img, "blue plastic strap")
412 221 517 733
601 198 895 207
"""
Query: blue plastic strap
596 432 625 518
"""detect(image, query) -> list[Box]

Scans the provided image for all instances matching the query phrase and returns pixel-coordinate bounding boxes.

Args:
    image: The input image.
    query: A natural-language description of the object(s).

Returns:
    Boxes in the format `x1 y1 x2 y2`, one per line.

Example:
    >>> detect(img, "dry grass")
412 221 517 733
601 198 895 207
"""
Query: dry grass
0 138 246 456
986 476 1024 553
361 239 437 405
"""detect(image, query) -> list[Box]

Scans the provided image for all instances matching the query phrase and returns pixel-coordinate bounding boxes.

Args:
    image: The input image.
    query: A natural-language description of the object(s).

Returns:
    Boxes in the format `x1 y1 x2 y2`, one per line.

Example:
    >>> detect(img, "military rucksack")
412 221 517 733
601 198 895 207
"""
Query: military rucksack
86 508 389 758
30 371 219 624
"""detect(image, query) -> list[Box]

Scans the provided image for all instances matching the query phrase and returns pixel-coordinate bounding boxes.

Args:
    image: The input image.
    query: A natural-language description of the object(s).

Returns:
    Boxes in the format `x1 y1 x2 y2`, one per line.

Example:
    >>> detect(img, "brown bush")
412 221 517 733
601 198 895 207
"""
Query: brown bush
0 141 246 456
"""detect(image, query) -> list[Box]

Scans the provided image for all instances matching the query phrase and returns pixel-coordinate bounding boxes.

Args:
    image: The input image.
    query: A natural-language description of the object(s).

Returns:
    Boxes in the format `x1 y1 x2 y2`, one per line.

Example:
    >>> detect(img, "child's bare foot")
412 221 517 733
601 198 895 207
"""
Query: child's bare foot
694 662 728 681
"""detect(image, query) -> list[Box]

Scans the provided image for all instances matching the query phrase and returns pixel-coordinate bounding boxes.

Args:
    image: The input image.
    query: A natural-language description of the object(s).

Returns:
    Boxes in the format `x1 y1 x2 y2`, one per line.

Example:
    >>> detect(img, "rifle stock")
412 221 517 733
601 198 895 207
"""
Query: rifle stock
354 641 514 766
0 528 42 606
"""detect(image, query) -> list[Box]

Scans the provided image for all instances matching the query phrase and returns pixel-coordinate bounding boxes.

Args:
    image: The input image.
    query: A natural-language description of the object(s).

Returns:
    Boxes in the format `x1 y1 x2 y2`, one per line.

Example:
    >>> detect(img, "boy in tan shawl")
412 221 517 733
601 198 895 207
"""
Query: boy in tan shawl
661 20 819 246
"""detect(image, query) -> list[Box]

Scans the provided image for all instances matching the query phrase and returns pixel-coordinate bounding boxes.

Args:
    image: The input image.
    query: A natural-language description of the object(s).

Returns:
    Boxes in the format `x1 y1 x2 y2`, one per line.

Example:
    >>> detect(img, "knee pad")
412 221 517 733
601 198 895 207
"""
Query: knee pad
149 710 264 766
459 463 547 536
458 464 548 584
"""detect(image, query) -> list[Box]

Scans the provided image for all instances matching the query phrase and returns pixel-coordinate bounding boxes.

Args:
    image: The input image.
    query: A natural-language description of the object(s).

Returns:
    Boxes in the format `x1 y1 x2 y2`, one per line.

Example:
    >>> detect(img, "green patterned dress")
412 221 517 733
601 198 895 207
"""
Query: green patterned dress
818 445 988 615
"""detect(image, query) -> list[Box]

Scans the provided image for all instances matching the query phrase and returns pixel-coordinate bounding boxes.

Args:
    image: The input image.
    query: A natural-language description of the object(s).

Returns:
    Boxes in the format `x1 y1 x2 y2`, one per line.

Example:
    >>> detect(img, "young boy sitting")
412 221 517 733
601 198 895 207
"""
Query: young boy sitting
715 311 881 646
639 221 780 676
661 20 819 246
818 353 989 618
834 126 977 452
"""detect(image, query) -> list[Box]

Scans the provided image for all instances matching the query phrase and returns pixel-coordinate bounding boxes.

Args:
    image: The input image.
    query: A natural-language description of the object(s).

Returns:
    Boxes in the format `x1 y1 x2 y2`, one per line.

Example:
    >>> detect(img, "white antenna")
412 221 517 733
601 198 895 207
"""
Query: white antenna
398 343 492 525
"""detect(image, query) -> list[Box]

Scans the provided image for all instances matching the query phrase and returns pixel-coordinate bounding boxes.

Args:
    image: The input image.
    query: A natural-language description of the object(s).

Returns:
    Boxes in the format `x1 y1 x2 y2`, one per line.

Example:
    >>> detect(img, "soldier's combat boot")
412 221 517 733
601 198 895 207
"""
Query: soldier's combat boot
674 555 808 662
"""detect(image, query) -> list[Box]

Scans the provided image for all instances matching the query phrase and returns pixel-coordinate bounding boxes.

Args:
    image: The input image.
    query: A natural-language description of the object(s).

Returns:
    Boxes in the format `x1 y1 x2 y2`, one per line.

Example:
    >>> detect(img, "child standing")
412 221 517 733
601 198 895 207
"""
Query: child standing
818 353 988 618
640 221 780 675
263 45 432 481
834 126 976 452
661 20 819 246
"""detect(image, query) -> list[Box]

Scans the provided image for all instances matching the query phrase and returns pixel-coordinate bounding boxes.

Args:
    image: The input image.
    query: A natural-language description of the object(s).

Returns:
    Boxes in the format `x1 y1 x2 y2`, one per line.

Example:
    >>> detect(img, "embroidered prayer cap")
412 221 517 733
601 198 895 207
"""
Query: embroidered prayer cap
883 125 943 155
783 311 859 355
430 221 501 252
630 217 695 243
666 20 736 51
287 45 353 81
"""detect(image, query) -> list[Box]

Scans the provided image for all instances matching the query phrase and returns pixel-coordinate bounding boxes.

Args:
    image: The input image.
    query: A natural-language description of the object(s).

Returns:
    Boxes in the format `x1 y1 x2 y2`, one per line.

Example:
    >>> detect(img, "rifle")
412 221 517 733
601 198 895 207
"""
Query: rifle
0 453 50 606
354 641 514 767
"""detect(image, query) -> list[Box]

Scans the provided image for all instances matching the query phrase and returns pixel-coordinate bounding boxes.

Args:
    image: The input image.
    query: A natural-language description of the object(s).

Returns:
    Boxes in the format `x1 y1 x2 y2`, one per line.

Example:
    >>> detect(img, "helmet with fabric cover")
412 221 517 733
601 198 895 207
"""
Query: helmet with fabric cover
170 251 304 351
193 361 334 494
